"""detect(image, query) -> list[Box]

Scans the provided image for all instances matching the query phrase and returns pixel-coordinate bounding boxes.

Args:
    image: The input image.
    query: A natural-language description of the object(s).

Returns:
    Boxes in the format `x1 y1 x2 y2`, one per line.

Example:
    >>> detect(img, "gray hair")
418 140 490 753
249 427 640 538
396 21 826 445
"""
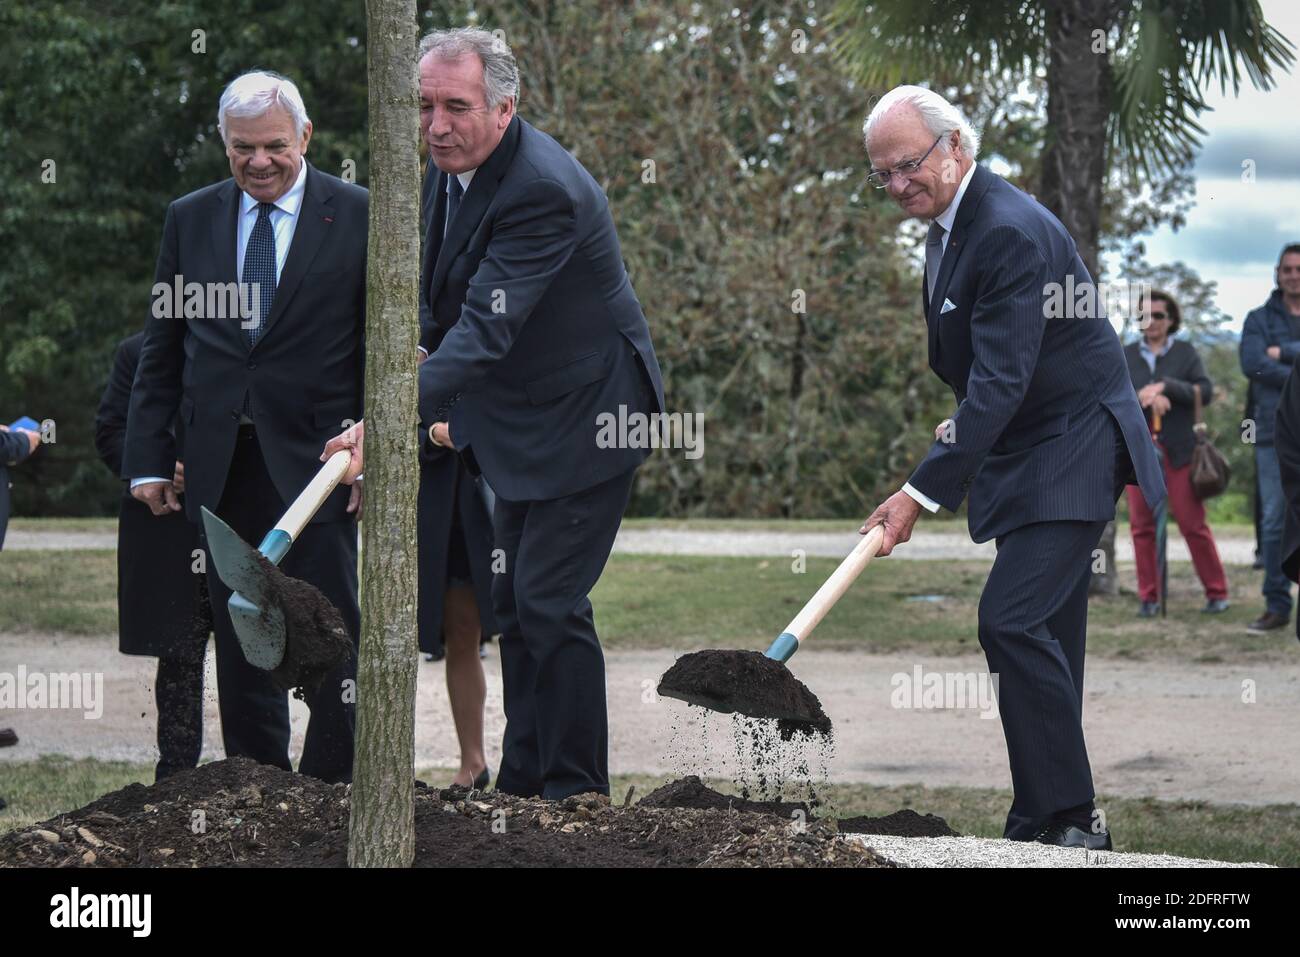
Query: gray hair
218 70 310 144
863 85 980 160
418 27 519 109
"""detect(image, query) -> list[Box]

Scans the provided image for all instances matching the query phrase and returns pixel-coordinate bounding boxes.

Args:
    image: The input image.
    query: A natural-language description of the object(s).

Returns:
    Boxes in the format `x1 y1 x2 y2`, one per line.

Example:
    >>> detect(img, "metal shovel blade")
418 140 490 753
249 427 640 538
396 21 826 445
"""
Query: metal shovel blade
201 506 286 670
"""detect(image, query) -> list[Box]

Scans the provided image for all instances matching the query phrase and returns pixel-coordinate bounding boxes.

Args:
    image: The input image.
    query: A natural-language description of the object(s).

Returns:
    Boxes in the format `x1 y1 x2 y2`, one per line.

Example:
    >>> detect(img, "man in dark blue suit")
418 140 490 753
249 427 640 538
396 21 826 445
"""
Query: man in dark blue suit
861 86 1164 848
325 29 664 799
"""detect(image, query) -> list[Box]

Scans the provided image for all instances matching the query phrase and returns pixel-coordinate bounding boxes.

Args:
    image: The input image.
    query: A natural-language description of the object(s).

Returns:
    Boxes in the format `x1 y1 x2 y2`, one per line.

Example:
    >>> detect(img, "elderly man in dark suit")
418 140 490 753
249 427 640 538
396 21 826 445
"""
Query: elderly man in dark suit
325 28 665 799
861 86 1164 848
96 331 212 780
124 70 367 783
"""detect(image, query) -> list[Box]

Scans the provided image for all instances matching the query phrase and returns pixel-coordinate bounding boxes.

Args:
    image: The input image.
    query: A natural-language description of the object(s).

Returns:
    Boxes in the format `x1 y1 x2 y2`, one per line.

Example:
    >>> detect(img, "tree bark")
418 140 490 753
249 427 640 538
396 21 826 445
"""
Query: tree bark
1040 0 1119 595
348 0 422 868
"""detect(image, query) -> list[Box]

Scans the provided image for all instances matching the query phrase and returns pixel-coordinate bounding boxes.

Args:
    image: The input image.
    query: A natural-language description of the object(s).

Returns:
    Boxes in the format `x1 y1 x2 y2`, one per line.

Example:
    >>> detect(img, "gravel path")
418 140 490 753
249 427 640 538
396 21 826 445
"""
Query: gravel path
3 637 1295 808
3 525 1261 564
846 834 1272 867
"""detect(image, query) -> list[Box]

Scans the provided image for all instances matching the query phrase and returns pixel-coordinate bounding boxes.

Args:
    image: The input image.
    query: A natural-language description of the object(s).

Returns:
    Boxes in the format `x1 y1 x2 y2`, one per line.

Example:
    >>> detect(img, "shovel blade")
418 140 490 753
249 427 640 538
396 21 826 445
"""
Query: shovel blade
201 506 287 670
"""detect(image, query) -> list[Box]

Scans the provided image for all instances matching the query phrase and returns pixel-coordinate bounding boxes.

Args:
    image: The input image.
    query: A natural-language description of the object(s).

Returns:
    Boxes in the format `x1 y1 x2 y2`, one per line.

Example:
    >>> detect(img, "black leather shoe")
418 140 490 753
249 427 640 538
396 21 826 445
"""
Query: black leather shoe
1247 611 1289 632
1137 601 1160 618
1201 599 1230 614
1034 820 1112 850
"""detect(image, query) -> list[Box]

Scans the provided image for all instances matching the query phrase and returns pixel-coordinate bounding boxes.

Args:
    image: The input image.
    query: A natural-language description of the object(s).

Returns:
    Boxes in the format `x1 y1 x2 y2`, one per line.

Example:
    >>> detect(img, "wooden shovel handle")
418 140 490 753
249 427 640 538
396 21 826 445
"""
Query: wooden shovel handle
274 450 352 542
784 524 885 642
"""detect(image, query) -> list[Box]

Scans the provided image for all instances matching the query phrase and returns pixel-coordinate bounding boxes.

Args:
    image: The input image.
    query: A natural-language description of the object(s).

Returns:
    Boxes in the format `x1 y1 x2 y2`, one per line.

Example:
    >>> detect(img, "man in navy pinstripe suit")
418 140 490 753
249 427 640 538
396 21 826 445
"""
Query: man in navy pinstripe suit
861 86 1165 848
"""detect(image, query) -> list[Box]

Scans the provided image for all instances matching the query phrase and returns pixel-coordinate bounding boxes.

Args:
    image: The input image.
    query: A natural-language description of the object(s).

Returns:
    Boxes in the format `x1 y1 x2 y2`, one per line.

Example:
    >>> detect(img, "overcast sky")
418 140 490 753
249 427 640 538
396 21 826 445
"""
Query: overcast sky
1136 0 1300 331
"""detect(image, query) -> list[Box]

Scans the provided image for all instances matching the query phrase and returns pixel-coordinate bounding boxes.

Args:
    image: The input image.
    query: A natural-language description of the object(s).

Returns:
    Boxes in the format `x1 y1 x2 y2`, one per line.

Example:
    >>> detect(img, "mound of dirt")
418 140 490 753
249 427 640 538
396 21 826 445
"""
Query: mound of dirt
657 650 832 738
835 810 958 838
0 759 891 869
638 775 811 817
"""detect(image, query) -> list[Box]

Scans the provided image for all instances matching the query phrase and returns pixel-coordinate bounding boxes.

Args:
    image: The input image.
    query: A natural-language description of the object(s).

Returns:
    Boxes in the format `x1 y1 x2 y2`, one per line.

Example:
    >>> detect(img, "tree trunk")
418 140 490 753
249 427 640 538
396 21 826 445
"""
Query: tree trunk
1040 0 1119 595
348 0 422 868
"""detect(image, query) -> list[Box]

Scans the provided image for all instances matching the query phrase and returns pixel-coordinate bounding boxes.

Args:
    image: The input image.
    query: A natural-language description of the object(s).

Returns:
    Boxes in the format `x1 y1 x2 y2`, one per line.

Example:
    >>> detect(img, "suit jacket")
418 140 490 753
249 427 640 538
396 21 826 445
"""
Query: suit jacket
417 116 666 502
123 163 368 523
0 426 35 550
909 164 1164 543
1239 289 1300 446
1123 338 1214 470
96 332 209 656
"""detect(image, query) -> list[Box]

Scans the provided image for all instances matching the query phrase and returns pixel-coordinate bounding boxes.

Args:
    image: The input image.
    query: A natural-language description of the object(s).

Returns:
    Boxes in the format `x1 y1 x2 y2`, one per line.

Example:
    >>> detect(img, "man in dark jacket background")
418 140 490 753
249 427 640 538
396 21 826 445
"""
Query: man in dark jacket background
1238 242 1300 631
96 331 212 780
0 421 40 550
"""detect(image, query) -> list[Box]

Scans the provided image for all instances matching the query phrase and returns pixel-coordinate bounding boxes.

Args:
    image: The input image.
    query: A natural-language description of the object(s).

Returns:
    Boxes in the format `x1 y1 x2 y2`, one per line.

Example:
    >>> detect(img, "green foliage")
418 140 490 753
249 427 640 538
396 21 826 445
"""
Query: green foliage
1 0 947 519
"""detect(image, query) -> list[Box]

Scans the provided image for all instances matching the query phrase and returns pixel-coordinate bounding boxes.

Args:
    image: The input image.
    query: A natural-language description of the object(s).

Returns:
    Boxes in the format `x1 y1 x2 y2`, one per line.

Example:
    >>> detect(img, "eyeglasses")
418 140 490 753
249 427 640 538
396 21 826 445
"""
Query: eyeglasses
868 132 950 189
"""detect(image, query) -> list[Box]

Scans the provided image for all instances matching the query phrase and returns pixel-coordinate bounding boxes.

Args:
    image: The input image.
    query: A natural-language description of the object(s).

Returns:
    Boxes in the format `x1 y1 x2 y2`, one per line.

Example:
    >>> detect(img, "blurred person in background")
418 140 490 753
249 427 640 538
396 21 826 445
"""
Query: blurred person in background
1239 243 1300 632
1124 291 1229 617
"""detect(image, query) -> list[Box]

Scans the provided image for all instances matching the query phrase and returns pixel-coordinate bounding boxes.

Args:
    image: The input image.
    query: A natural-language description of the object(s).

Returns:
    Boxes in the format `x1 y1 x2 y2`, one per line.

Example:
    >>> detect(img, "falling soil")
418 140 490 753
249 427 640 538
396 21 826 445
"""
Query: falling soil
0 758 891 869
835 810 958 838
657 650 831 738
253 554 352 692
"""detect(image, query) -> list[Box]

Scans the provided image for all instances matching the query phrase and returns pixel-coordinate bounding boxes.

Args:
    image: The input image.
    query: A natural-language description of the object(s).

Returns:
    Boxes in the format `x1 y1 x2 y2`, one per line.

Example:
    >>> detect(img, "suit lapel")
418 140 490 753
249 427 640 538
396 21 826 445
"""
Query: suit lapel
925 164 993 368
422 160 447 303
255 162 334 351
428 116 522 300
208 181 246 349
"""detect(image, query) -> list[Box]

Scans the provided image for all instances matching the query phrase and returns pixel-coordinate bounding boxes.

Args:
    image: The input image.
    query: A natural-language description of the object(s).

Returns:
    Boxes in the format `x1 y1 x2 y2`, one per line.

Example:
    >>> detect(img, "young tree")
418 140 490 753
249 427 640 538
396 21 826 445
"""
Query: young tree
348 0 421 868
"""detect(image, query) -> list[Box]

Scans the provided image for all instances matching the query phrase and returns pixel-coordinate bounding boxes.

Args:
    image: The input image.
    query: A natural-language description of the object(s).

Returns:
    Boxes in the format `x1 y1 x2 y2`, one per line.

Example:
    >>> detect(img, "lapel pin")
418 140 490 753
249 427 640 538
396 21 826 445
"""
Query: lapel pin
323 216 334 223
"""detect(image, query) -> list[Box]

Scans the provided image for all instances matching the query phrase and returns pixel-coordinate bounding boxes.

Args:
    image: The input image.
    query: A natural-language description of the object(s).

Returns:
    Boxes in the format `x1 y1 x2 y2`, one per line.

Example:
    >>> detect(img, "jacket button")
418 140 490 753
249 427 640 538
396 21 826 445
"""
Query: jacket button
230 410 240 421
247 361 257 370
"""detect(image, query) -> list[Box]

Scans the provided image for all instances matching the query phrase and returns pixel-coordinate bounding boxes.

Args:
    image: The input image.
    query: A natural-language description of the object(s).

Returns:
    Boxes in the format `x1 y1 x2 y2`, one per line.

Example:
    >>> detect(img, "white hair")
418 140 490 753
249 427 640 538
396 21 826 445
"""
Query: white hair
418 27 520 109
218 70 310 144
863 85 980 160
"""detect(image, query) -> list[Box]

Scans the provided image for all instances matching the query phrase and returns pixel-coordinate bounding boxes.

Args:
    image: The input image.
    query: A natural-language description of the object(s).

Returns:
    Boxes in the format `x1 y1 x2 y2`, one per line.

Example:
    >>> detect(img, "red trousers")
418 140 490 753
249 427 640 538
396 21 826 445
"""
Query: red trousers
1126 453 1229 602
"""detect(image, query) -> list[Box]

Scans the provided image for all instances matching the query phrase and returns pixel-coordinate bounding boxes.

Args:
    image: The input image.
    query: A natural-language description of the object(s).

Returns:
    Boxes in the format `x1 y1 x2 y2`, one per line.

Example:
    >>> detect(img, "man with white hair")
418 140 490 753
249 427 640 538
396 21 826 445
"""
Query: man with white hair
124 70 368 783
860 86 1164 847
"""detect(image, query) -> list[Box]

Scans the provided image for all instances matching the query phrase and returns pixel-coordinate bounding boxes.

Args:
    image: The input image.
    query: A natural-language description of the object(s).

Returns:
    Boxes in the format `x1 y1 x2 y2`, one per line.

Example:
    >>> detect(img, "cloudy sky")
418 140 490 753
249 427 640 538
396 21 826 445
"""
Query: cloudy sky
1136 0 1300 330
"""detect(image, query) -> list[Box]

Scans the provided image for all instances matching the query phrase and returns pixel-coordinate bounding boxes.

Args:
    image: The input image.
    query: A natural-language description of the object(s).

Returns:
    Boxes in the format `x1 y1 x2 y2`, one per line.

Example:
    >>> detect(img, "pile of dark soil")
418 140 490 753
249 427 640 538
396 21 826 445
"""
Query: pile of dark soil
254 554 352 692
0 759 891 869
657 650 832 738
835 810 958 838
639 775 811 817
639 777 958 838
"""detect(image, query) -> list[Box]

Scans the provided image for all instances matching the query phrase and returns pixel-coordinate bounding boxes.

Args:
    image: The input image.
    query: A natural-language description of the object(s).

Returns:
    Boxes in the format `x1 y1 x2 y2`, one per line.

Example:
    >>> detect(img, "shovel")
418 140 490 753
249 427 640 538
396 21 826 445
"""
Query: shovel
656 524 885 730
200 450 352 670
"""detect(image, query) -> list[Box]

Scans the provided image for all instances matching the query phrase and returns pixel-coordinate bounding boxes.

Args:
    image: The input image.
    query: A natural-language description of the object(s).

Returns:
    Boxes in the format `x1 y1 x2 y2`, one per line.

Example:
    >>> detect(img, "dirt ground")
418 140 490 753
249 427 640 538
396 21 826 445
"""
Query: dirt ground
0 758 888 868
3 633 1296 806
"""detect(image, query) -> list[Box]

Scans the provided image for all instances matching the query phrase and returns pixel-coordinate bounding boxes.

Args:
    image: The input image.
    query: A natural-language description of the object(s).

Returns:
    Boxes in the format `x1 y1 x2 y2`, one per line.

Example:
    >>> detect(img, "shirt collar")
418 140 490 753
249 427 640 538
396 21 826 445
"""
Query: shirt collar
240 160 308 218
1140 337 1174 358
450 168 476 192
932 161 976 235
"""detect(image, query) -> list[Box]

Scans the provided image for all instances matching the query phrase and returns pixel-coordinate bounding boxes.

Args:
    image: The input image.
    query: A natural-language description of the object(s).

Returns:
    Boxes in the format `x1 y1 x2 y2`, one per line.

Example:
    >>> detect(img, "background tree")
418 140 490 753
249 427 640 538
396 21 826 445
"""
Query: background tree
347 0 421 868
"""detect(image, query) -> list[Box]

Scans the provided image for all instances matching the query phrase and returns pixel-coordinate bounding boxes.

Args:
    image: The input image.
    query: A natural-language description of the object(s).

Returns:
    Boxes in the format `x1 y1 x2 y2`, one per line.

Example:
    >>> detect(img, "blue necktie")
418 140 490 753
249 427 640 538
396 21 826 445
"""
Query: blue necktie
242 202 277 346
445 175 463 238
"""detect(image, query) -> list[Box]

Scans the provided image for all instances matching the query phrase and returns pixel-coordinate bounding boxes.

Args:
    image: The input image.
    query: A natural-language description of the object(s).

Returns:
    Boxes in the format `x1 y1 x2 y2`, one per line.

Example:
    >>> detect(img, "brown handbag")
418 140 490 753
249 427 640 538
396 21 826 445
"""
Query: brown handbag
1189 385 1230 500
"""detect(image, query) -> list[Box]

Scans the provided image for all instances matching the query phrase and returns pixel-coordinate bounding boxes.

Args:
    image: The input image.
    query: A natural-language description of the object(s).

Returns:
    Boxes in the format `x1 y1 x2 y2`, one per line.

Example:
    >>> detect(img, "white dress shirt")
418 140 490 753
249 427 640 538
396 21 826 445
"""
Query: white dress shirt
902 161 977 515
130 163 310 488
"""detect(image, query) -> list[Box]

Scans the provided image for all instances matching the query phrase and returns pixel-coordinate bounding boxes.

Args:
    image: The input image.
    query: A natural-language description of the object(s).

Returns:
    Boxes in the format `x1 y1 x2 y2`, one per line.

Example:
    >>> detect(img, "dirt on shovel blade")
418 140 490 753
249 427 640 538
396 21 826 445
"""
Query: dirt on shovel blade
657 649 831 738
254 554 353 692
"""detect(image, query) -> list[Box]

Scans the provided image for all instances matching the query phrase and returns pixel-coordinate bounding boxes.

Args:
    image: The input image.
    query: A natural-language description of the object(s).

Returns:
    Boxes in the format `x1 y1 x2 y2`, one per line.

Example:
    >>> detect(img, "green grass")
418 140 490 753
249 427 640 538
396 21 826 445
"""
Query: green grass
2 757 1290 865
0 549 117 634
593 554 1293 659
2 547 1291 661
7 517 118 535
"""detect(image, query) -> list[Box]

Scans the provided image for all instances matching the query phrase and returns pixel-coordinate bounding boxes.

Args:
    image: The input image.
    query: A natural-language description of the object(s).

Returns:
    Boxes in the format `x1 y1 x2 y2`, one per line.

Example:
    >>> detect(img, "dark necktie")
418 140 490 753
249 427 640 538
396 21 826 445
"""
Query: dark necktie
925 220 946 305
445 174 463 238
242 201 277 346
